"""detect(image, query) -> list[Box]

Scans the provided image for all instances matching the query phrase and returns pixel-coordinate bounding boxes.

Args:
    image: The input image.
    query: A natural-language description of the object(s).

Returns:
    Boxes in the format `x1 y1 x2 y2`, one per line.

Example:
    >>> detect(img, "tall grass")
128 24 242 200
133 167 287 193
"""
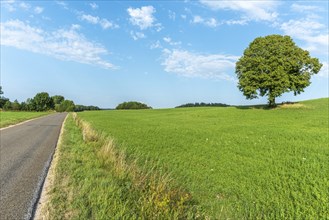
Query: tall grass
48 113 202 219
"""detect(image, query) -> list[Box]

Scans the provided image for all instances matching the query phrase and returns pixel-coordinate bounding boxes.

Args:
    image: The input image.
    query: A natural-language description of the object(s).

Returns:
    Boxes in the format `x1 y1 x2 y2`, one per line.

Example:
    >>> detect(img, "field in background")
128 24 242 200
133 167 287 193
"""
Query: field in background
75 98 328 219
0 111 50 128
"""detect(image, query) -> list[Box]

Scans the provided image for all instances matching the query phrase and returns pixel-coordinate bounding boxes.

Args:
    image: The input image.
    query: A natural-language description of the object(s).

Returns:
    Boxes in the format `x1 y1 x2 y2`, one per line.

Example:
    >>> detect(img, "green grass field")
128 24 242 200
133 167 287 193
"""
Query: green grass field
49 98 328 219
0 111 50 128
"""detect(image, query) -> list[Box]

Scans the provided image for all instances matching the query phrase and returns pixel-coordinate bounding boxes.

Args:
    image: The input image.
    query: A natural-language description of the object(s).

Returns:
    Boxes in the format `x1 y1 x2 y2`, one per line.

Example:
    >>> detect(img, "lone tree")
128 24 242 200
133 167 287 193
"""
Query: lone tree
235 35 322 107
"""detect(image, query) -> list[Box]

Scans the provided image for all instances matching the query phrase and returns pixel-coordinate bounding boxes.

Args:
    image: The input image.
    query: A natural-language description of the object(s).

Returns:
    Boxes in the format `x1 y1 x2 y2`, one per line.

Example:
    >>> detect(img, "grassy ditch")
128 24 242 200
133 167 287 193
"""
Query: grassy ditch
0 111 50 128
47 113 202 219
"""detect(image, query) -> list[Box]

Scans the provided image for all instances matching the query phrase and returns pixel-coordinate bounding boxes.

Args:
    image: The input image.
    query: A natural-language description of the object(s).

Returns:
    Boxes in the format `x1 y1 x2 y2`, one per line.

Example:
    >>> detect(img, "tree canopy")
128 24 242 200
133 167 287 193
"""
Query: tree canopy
52 95 65 105
33 92 54 111
235 35 322 106
55 100 75 112
116 101 152 110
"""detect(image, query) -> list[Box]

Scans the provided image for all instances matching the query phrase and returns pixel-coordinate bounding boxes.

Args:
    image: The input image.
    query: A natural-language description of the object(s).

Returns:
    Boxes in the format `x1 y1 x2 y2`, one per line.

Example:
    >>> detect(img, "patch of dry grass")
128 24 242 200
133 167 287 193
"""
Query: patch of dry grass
278 103 309 109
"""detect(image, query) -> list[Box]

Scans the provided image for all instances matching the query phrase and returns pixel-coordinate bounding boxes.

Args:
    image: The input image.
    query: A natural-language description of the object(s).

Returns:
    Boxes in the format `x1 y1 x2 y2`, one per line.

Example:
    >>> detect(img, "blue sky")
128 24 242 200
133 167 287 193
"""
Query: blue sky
1 0 328 108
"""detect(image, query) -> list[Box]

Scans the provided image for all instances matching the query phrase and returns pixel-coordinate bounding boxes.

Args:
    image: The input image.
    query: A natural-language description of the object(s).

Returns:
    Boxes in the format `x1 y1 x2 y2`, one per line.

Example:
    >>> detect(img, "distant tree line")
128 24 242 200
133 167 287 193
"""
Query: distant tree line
0 87 100 112
75 105 101 112
116 101 152 110
175 102 230 108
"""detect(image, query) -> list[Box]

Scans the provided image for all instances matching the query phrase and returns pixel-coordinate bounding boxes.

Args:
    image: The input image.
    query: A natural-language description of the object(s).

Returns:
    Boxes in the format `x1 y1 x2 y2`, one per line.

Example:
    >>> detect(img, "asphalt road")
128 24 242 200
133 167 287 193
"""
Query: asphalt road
0 113 67 220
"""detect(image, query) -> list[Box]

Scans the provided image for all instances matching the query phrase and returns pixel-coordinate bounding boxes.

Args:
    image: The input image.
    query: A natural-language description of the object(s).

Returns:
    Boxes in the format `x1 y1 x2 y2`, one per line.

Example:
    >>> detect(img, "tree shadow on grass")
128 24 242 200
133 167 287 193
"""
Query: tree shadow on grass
234 104 273 110
234 102 300 110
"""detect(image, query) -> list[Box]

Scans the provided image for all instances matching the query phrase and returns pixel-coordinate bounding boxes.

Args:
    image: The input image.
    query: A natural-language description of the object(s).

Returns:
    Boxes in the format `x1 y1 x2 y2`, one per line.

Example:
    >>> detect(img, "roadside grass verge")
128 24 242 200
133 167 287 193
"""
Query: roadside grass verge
0 111 50 128
78 98 329 219
47 113 202 219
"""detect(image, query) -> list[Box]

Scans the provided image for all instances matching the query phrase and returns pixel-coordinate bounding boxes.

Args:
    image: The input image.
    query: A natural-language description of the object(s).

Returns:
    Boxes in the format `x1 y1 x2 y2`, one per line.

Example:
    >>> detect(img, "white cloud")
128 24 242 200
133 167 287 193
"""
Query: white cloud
79 14 118 30
163 37 171 43
34 6 44 14
90 2 98 10
80 14 99 24
163 37 181 46
130 31 146 40
127 6 156 30
162 49 238 81
2 1 43 14
192 16 219 28
291 3 321 13
150 40 162 49
19 2 30 10
168 10 176 20
200 0 279 22
1 0 16 12
0 20 116 69
100 19 118 29
71 24 81 30
193 15 247 27
56 1 68 10
280 19 328 55
225 19 248 25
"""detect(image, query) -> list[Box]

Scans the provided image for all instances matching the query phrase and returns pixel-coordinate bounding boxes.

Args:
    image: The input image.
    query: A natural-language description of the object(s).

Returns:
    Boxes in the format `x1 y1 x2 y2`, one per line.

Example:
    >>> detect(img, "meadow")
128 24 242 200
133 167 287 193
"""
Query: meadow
0 111 50 128
49 98 328 219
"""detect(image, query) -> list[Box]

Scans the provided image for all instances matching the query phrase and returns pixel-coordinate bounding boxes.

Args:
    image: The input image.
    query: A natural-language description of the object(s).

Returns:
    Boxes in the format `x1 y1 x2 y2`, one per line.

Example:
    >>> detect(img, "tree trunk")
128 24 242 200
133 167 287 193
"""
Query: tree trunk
268 96 276 107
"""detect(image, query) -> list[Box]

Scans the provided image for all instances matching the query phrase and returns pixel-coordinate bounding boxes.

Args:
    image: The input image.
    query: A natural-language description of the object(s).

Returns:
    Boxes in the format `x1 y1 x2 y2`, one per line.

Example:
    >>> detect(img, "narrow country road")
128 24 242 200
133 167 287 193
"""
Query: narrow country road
0 113 67 220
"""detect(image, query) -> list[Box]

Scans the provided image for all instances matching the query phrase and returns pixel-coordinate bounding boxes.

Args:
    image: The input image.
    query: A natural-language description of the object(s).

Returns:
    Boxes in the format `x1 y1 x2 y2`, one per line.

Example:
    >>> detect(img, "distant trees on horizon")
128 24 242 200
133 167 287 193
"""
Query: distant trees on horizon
0 87 100 112
116 101 152 110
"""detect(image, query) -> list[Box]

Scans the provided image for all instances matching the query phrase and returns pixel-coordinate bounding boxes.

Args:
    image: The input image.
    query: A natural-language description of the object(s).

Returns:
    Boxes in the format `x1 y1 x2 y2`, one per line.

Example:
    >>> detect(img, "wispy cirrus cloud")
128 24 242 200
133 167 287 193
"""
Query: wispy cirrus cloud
192 16 219 27
90 2 98 10
0 20 116 69
163 37 181 46
192 15 247 28
79 14 119 30
34 6 44 14
130 31 146 40
168 10 176 21
162 49 238 81
55 1 68 10
18 2 30 10
291 3 322 13
1 1 44 14
200 0 279 22
1 0 16 12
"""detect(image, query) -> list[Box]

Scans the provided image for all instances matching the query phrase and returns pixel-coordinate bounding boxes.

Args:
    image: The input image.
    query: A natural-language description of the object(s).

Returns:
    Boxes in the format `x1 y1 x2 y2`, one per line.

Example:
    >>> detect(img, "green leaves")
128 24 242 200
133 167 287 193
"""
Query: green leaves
236 35 322 106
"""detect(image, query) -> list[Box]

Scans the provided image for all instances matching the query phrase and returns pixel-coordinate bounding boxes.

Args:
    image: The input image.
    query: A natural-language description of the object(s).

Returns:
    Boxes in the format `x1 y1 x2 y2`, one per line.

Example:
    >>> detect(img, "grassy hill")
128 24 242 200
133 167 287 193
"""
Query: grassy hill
49 98 329 219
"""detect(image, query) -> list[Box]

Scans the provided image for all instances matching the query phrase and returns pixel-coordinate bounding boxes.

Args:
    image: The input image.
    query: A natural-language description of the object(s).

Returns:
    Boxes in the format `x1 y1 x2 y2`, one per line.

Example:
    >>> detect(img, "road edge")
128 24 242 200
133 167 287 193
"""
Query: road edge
33 113 69 220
